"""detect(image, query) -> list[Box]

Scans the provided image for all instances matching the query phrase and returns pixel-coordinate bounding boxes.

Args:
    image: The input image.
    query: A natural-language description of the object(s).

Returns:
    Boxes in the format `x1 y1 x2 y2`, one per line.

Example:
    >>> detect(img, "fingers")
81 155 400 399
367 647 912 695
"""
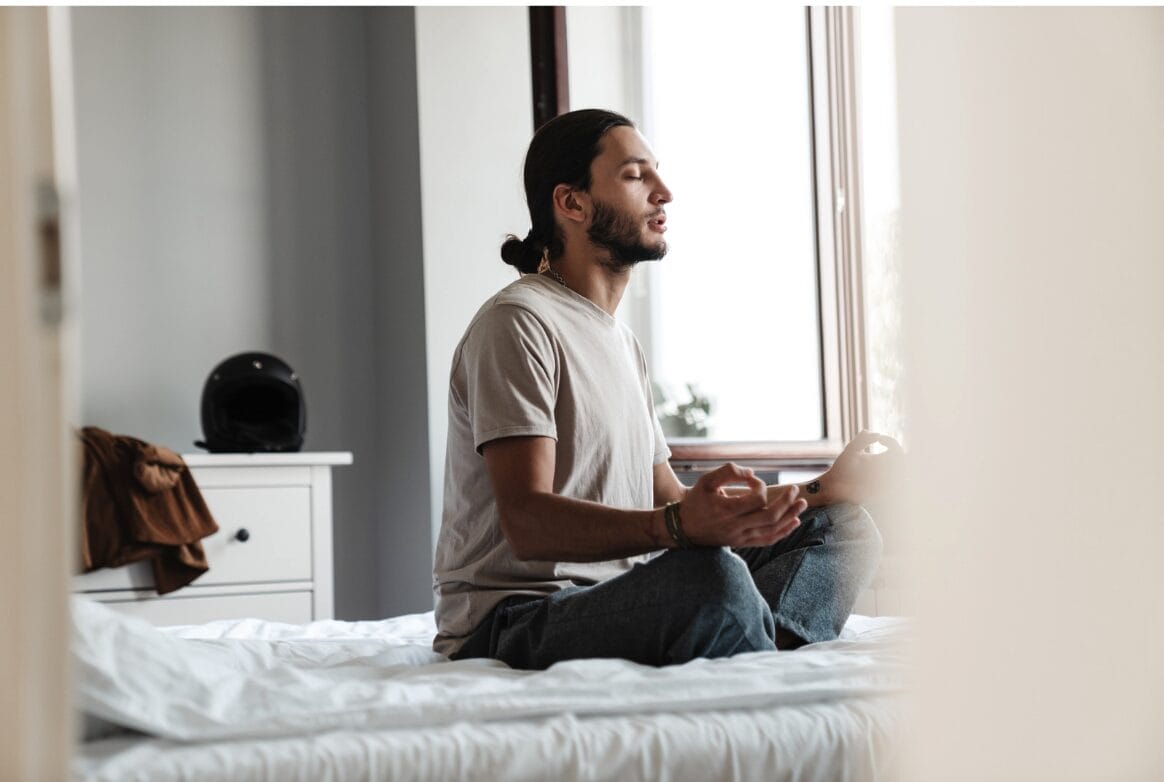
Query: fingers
686 466 817 547
767 494 806 528
855 432 905 473
737 500 805 547
876 435 905 457
716 491 767 515
733 490 804 545
770 482 800 504
849 430 904 454
740 470 767 495
846 430 881 452
693 463 767 514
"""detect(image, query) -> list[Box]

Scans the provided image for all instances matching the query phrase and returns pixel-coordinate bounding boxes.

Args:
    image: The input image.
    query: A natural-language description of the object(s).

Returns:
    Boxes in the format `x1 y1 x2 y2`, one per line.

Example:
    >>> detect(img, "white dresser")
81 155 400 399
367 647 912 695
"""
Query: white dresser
74 452 352 625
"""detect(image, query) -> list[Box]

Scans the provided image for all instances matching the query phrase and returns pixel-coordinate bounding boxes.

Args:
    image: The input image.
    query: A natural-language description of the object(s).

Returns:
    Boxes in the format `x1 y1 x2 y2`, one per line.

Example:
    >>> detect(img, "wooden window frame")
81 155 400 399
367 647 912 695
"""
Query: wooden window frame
528 7 569 130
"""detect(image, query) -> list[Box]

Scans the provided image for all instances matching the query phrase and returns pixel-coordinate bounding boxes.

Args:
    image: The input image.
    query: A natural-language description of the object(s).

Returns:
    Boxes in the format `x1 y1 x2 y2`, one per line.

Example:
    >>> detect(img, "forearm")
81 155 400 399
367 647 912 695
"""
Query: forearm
780 476 833 508
728 475 832 508
499 491 672 562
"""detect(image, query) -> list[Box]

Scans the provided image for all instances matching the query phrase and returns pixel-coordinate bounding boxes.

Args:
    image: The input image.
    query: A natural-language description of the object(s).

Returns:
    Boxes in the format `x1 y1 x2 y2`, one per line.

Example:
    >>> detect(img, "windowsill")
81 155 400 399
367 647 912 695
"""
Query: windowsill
667 440 842 471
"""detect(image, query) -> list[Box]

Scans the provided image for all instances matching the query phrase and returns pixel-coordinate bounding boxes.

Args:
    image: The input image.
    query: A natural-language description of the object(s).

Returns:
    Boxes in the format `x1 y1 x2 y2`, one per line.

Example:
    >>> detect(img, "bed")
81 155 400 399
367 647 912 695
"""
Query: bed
72 597 910 782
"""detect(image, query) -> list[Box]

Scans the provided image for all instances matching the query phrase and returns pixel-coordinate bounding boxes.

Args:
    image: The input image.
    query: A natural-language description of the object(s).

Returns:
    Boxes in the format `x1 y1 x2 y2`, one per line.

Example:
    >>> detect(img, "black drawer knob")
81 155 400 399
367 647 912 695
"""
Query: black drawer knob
234 528 251 543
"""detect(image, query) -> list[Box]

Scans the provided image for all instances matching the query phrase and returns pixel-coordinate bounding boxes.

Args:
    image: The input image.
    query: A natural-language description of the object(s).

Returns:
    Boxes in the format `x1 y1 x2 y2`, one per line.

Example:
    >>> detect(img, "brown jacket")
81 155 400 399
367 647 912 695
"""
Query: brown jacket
80 427 219 594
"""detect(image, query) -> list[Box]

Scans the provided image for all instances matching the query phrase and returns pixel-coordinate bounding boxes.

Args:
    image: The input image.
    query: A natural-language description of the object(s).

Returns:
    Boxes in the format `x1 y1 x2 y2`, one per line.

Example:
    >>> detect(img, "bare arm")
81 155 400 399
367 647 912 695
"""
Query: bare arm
665 430 904 519
485 437 806 562
784 431 905 508
485 436 667 562
652 460 687 507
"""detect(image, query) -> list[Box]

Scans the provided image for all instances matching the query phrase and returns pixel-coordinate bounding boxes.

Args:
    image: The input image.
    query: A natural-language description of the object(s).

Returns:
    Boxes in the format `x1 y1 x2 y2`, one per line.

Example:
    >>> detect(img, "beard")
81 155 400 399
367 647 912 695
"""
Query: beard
587 198 668 269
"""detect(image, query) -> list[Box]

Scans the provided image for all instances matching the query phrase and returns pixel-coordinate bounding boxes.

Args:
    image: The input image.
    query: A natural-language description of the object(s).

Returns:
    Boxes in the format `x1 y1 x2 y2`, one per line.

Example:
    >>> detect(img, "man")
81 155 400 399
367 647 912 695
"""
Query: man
433 108 896 669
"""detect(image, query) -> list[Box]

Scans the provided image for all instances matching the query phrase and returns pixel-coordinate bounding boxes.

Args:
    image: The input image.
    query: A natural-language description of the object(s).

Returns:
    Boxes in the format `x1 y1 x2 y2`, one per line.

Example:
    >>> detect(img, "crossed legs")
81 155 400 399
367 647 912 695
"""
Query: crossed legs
453 503 882 669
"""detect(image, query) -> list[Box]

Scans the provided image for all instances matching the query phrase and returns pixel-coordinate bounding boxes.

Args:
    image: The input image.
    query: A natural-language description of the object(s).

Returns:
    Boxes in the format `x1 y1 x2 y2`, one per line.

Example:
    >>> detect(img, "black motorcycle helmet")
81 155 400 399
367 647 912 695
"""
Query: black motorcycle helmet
196 352 305 453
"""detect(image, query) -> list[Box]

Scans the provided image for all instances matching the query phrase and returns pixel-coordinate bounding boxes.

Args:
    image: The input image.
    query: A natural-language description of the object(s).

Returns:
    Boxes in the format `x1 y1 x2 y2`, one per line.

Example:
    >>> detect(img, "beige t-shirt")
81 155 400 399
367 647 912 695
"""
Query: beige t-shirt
433 273 671 656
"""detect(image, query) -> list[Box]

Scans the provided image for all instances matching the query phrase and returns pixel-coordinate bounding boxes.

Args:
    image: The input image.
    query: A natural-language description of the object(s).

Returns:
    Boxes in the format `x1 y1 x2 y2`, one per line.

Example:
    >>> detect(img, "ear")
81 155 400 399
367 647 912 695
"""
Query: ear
552 184 589 225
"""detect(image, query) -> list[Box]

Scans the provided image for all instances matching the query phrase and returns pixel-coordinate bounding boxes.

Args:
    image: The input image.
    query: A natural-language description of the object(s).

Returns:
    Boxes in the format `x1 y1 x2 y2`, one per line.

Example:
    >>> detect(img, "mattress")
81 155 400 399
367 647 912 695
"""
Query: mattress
72 598 910 782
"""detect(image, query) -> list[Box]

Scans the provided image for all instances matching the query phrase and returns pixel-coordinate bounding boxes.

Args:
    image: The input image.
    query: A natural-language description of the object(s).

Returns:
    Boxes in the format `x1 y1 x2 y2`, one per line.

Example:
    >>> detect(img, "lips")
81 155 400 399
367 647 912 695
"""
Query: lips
648 212 667 233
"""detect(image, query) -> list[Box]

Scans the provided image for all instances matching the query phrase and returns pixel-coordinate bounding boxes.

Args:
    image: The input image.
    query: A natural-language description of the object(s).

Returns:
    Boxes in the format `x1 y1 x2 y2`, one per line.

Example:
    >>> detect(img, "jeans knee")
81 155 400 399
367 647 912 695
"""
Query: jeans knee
822 504 884 591
817 503 883 552
673 547 754 601
679 548 772 648
716 546 760 591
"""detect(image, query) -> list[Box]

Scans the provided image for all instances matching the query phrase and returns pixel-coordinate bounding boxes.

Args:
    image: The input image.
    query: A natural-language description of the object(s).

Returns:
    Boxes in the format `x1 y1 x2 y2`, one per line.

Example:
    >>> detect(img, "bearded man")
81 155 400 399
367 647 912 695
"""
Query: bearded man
432 109 896 669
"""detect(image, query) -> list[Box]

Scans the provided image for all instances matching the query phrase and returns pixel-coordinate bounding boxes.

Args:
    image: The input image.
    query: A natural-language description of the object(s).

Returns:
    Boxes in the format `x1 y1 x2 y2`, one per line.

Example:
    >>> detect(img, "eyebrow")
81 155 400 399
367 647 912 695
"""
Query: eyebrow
619 157 660 169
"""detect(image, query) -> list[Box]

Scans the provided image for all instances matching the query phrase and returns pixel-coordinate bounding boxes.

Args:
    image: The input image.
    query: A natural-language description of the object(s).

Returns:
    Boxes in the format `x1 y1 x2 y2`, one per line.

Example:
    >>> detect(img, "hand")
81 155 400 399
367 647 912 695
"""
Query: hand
821 431 904 505
679 463 806 548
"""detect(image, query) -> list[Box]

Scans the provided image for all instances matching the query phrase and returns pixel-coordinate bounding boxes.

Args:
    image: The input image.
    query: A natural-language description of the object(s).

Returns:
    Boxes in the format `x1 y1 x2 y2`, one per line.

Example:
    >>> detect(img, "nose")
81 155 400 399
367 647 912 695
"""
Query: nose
653 176 673 206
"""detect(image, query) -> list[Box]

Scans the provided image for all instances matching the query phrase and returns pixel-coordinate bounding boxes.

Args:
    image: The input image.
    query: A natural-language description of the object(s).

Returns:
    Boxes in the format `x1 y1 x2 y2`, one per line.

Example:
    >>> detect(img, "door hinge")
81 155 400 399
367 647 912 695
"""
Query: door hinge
36 180 63 326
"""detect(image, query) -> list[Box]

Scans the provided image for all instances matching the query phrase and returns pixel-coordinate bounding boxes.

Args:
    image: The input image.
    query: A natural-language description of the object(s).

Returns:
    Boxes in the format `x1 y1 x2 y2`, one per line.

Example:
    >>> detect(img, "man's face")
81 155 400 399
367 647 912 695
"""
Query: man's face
583 126 673 268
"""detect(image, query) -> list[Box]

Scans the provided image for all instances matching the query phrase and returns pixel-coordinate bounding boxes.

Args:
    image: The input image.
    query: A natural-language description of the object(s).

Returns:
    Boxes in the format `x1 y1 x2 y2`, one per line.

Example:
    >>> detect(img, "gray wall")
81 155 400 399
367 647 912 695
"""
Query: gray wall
74 8 271 440
363 9 433 618
72 7 432 619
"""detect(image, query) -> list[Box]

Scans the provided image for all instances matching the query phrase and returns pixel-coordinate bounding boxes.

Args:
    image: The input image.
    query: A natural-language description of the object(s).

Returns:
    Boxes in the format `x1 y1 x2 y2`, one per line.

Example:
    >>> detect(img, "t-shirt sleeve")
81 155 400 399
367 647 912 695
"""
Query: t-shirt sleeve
462 304 559 453
630 333 672 466
651 410 671 466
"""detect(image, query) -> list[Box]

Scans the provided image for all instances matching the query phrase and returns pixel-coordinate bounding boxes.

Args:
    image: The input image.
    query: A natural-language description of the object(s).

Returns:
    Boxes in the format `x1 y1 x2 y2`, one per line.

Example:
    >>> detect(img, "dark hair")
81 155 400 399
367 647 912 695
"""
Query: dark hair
501 109 635 273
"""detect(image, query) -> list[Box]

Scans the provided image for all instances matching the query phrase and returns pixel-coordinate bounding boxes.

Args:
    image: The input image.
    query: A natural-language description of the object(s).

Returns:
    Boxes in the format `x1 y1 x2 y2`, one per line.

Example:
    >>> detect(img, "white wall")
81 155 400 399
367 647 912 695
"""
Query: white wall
256 8 433 619
414 7 533 549
564 7 653 341
566 6 641 119
894 8 1164 779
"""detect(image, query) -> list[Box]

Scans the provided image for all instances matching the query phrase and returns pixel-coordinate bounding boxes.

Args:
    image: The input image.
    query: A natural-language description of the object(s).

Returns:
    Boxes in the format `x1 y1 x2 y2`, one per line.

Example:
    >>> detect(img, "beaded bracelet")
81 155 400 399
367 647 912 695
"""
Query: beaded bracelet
664 500 694 549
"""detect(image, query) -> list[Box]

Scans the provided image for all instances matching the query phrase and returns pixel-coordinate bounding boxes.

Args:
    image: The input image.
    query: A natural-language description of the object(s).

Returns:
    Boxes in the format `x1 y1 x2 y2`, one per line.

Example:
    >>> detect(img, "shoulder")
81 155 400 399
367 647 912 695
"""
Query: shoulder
492 273 555 308
450 276 560 375
466 275 557 340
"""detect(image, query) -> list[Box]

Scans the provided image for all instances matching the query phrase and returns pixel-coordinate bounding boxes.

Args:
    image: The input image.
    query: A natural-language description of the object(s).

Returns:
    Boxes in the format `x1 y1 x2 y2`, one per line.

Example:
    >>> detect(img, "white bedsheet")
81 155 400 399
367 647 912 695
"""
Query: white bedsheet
72 598 910 782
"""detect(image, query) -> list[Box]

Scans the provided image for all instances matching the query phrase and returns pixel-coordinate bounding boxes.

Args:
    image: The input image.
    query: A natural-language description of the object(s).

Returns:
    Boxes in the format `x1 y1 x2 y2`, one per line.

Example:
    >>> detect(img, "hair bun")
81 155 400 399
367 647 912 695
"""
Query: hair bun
500 233 543 274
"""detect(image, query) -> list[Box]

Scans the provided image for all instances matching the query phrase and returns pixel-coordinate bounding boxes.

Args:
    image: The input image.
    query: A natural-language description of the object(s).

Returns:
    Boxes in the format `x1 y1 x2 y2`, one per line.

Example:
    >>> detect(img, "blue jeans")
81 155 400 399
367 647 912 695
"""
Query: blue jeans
452 503 882 670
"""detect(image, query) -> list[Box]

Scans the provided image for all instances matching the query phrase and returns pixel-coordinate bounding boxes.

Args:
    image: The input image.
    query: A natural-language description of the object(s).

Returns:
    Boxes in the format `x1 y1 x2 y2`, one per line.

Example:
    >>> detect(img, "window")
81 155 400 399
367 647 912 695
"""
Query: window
566 7 879 466
855 6 905 446
635 6 821 447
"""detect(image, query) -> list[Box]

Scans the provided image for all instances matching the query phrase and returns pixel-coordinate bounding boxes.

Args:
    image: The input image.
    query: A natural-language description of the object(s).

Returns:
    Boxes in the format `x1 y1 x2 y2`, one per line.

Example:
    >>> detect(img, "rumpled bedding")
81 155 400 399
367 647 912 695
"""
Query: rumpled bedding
74 597 908 742
73 597 910 781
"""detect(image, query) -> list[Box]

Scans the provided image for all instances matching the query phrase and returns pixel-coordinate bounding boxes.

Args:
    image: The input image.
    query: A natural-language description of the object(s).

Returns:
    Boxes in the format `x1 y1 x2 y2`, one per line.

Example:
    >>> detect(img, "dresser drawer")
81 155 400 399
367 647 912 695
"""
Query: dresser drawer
198 486 312 585
100 590 313 625
74 486 313 592
75 451 346 622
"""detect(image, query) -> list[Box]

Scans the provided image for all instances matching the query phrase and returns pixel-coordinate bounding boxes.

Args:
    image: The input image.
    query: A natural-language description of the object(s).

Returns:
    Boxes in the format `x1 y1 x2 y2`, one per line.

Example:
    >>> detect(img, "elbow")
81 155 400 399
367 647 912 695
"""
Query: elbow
510 547 540 563
504 535 542 562
498 509 541 561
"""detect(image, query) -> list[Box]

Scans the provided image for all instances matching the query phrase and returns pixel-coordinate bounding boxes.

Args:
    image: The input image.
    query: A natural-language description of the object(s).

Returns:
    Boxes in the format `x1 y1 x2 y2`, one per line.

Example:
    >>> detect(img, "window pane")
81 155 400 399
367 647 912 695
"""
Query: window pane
639 7 823 442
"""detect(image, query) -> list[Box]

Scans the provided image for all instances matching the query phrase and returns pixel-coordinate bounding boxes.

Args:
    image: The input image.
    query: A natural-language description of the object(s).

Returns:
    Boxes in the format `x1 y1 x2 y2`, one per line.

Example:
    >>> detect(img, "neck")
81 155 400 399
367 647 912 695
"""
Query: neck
547 247 633 316
545 260 631 316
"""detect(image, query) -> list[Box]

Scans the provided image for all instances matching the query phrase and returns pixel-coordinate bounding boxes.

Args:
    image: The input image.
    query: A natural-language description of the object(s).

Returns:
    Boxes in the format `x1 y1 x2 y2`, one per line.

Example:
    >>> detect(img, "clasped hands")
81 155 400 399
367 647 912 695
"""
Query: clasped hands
676 431 903 549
